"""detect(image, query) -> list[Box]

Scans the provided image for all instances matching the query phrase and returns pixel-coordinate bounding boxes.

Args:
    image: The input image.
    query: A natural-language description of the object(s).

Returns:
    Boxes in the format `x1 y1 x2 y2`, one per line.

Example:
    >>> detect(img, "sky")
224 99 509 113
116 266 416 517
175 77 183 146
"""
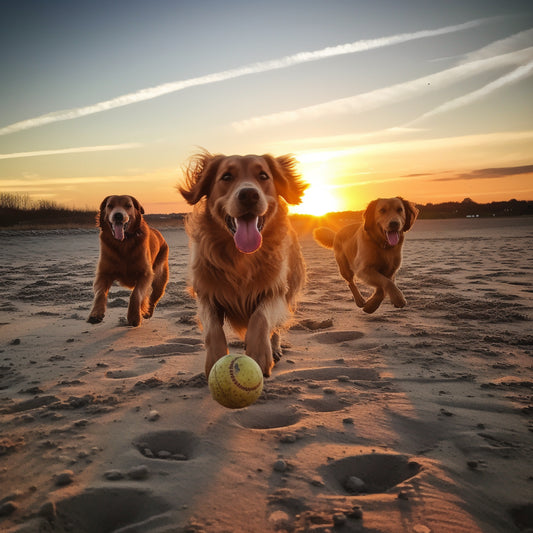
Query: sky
1 0 532 216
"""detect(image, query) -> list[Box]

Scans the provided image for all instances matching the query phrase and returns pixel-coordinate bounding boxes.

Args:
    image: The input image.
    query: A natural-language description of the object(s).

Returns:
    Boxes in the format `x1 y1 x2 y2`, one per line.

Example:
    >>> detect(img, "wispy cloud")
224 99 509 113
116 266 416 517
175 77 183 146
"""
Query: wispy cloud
288 130 533 171
233 46 533 131
1 175 147 189
0 19 488 137
460 27 533 63
434 164 533 181
0 143 142 160
408 59 533 125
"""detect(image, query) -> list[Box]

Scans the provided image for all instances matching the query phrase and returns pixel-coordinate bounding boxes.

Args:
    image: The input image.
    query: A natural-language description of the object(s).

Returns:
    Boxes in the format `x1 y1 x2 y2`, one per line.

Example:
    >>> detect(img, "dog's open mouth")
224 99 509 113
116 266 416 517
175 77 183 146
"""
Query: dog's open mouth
111 221 129 241
225 214 265 254
385 230 400 246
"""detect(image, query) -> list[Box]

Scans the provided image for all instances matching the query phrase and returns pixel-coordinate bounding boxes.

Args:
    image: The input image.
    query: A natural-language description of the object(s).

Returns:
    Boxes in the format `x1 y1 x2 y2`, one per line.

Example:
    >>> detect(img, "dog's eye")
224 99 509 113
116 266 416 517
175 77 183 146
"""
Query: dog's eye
221 173 233 181
126 204 132 209
258 171 270 181
379 207 386 214
397 207 404 213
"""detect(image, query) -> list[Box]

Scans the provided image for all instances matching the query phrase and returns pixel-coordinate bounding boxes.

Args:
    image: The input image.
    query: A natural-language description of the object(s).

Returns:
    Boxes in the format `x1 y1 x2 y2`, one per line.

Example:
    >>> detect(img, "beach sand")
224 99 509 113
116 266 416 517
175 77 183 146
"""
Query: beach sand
1 217 532 532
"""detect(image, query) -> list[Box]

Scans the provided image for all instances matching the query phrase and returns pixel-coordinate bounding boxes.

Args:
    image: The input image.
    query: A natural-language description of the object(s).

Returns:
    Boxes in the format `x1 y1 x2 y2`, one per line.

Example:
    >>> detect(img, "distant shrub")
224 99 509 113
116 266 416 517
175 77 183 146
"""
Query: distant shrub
0 193 95 228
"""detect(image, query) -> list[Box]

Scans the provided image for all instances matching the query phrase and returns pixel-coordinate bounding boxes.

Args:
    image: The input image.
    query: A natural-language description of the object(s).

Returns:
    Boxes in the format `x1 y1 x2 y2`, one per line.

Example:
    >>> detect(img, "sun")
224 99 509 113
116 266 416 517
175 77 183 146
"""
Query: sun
290 182 339 216
290 152 341 216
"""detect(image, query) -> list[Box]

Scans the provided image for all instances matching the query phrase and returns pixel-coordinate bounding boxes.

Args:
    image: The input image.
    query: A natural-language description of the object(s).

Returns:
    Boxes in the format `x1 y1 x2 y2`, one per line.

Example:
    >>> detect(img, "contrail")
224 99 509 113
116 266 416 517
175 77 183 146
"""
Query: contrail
0 19 487 137
0 142 142 160
409 59 533 123
232 47 533 131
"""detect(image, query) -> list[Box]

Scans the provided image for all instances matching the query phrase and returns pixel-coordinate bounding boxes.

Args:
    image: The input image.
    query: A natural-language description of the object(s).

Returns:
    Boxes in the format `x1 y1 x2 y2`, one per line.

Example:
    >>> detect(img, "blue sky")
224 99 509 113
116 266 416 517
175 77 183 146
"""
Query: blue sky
1 0 532 214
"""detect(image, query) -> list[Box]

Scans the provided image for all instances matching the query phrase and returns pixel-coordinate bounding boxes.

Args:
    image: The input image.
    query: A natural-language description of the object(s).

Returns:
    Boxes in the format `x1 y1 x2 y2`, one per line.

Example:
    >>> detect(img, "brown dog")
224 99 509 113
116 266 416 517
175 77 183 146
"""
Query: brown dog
313 197 418 313
178 152 308 377
88 195 169 326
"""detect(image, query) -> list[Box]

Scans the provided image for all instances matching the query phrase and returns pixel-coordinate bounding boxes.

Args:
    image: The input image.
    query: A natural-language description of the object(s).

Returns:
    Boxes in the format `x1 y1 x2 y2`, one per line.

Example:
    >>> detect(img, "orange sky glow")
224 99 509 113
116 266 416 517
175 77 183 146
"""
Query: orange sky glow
1 2 532 216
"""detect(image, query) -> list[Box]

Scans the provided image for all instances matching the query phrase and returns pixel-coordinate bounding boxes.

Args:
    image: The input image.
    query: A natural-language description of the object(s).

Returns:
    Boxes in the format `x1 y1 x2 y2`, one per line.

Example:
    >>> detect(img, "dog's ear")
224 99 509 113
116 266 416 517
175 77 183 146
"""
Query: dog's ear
263 154 308 205
179 150 224 205
363 200 378 233
130 196 145 215
97 196 110 228
399 197 419 231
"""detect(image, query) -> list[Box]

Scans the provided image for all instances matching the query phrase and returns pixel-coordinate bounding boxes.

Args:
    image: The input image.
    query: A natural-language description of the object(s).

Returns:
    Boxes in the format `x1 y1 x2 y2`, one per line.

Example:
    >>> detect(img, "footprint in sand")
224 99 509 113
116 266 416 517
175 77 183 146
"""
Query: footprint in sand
276 367 380 382
233 404 303 430
132 430 198 461
269 367 382 413
53 487 170 532
136 337 203 357
312 330 364 344
321 454 422 494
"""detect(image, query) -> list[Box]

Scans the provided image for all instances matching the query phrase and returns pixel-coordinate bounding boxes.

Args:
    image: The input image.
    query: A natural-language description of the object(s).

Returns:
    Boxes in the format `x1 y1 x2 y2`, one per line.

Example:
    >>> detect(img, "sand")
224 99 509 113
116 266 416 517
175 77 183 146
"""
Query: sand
0 217 532 533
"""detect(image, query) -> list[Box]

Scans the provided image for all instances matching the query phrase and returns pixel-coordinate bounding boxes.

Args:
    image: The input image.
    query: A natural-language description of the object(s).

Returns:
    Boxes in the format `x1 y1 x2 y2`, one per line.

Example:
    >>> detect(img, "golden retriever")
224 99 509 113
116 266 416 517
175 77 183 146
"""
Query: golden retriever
88 195 169 327
178 151 308 377
313 197 418 314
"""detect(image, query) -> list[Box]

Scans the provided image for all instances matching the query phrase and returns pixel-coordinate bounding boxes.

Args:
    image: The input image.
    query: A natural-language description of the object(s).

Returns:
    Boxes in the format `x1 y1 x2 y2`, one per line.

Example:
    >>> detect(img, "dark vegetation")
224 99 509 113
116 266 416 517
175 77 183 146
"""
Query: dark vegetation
0 193 531 229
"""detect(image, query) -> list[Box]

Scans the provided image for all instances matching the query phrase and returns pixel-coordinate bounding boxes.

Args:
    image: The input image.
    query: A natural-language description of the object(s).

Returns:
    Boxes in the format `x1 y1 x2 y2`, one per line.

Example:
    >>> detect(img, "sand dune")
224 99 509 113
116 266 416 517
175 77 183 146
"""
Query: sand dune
0 217 532 532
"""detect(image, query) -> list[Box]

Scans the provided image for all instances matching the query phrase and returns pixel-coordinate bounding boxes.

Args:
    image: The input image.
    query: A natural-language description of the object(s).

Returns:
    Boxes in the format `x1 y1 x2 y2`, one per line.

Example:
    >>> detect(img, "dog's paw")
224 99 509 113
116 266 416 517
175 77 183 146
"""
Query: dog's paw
273 349 283 364
87 314 104 324
362 302 380 314
127 312 142 327
390 288 406 308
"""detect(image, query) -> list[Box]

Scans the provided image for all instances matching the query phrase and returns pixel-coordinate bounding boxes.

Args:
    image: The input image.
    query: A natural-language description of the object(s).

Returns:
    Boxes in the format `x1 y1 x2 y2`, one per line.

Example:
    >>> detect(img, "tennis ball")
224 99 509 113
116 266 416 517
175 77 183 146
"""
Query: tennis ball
208 354 264 409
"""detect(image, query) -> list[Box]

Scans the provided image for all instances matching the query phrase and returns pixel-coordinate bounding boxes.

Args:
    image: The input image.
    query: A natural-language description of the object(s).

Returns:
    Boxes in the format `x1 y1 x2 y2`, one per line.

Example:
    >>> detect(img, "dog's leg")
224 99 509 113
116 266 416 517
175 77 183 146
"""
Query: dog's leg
199 300 228 378
245 309 273 377
388 283 406 309
358 268 405 313
271 331 282 363
363 287 385 314
336 252 366 307
145 250 169 318
88 275 113 323
246 298 287 377
128 273 153 326
348 281 366 308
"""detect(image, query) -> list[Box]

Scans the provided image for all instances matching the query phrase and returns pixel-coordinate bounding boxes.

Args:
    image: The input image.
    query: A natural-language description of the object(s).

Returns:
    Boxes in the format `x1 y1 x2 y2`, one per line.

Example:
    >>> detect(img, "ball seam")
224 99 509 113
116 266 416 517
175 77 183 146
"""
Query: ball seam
229 357 262 392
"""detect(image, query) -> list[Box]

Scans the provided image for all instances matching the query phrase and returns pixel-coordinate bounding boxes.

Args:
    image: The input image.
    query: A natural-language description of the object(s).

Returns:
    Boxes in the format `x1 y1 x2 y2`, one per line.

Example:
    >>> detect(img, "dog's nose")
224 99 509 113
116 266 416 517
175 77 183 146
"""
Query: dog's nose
388 220 400 231
238 187 260 207
113 212 124 222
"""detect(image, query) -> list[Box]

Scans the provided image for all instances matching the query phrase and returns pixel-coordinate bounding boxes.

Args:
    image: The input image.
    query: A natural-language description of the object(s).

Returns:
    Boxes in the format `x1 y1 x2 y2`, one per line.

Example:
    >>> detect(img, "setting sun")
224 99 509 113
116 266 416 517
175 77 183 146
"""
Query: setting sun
291 152 342 216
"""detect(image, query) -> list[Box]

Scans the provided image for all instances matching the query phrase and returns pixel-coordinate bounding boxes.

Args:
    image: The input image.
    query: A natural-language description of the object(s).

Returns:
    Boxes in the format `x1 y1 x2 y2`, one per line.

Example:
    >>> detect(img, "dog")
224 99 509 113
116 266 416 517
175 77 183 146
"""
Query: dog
178 151 308 377
313 197 418 314
88 195 169 327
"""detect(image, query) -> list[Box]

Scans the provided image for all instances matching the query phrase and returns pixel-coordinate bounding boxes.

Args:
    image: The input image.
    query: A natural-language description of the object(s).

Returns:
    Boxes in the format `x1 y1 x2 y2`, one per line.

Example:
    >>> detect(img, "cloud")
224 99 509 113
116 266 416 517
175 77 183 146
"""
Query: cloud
0 143 142 160
232 46 533 131
0 19 488 137
460 27 533 63
408 59 533 124
435 164 533 181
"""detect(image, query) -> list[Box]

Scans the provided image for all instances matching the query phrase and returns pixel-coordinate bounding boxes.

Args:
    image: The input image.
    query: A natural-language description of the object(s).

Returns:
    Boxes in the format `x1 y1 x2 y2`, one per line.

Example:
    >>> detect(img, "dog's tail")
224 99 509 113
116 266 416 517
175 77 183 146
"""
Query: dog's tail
313 227 336 249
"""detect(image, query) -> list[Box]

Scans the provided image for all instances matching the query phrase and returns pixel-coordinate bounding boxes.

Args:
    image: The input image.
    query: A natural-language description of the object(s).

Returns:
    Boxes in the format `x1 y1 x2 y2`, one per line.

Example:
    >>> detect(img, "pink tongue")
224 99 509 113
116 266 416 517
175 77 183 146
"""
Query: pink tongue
234 217 262 254
112 223 125 241
386 231 399 246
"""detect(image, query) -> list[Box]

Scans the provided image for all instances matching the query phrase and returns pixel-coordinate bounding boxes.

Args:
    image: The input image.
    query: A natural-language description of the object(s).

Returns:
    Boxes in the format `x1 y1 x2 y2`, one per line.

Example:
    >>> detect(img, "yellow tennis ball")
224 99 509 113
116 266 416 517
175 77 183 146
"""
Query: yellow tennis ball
208 354 264 409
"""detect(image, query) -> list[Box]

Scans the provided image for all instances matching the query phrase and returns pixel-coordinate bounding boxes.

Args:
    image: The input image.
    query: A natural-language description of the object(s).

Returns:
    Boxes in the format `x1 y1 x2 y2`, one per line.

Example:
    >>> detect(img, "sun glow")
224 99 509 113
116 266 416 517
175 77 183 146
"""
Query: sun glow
291 152 342 216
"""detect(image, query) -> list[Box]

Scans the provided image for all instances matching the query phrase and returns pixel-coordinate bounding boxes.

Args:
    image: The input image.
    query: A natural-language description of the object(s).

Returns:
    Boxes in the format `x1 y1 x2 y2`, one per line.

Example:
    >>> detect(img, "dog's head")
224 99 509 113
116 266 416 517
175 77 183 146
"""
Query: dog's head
97 195 144 241
179 151 308 254
364 197 419 247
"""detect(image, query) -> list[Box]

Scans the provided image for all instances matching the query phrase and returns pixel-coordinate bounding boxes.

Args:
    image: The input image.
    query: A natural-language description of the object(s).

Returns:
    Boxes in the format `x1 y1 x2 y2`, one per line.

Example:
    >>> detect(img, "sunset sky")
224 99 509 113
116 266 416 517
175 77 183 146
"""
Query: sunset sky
1 0 532 216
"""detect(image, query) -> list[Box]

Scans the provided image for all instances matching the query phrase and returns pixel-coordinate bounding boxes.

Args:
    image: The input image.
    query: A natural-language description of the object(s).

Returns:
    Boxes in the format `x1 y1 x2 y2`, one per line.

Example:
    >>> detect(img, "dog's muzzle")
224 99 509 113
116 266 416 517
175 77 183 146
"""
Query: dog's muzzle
110 211 129 241
225 214 265 254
